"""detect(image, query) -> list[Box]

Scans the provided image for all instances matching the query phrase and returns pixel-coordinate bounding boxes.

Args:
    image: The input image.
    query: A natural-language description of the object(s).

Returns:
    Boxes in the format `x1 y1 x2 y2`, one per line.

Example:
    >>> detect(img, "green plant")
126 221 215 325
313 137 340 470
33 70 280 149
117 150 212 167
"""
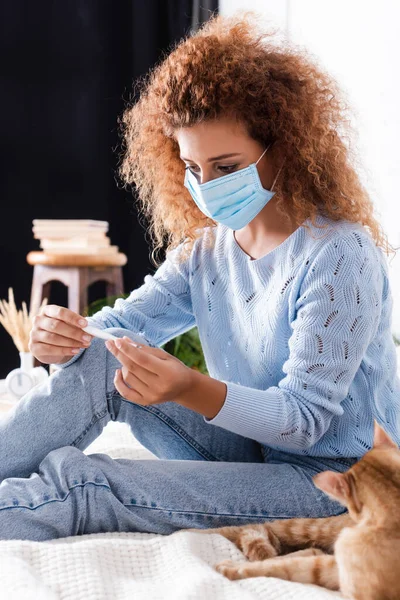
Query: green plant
84 295 208 375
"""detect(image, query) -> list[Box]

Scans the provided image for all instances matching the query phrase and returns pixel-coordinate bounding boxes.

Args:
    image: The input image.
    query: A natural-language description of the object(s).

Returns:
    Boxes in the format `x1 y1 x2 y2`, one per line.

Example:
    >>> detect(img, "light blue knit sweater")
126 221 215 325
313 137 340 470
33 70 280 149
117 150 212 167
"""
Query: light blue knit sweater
60 215 400 458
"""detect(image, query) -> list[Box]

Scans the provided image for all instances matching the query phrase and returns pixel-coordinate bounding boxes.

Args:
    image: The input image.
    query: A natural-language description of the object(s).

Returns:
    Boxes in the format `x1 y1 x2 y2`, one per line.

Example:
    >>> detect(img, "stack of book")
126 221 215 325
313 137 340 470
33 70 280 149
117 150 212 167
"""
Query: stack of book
32 219 119 255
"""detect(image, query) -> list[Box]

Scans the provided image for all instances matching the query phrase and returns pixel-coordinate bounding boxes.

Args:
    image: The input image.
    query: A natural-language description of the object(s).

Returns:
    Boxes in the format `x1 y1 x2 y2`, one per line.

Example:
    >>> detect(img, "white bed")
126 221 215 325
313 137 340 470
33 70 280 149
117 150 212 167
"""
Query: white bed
0 414 342 600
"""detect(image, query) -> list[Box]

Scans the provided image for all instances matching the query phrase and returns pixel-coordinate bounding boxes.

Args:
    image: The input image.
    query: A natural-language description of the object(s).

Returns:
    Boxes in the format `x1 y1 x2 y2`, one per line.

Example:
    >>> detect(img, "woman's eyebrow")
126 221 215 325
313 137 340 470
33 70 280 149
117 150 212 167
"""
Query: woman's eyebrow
180 153 242 162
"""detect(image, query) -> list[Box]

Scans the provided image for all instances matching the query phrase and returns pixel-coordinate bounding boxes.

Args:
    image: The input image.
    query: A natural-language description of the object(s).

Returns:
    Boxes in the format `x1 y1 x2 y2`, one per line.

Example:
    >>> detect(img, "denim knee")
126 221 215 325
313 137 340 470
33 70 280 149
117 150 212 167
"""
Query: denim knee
39 446 108 490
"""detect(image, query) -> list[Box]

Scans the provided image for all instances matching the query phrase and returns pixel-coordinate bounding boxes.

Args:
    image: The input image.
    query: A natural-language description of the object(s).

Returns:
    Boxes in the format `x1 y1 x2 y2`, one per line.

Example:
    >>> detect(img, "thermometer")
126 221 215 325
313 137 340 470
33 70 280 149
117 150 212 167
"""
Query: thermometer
82 324 150 346
82 325 119 341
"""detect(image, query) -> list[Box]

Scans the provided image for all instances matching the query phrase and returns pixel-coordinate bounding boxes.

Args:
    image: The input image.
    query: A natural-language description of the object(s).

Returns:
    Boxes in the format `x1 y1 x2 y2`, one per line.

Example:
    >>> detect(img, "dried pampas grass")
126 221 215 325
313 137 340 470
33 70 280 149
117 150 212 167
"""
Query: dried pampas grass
0 288 48 352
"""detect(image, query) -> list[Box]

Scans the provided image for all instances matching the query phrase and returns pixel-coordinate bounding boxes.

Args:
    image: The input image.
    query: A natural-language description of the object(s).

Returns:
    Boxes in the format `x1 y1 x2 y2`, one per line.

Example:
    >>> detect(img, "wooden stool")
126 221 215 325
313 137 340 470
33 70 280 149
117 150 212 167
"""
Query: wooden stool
27 251 128 318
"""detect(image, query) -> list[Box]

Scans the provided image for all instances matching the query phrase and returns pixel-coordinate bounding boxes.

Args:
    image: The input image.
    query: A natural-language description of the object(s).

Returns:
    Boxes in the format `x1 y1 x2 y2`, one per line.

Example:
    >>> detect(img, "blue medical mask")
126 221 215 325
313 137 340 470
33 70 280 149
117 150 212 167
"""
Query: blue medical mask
183 143 283 230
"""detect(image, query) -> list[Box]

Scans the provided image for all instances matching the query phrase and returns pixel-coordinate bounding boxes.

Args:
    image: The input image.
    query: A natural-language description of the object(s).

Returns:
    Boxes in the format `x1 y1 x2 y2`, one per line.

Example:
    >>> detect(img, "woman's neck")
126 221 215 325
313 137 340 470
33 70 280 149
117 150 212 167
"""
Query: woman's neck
233 196 299 260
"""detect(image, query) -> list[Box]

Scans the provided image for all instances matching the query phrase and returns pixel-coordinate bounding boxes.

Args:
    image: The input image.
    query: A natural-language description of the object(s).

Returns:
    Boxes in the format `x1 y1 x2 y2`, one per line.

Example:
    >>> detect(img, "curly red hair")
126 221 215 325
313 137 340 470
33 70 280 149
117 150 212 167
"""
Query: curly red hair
119 12 389 266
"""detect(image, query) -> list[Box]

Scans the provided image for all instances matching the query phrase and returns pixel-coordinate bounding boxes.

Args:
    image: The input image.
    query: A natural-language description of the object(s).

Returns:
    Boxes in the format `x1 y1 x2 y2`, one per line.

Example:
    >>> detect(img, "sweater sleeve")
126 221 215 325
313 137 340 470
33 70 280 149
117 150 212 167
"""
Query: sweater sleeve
57 242 195 369
203 233 384 451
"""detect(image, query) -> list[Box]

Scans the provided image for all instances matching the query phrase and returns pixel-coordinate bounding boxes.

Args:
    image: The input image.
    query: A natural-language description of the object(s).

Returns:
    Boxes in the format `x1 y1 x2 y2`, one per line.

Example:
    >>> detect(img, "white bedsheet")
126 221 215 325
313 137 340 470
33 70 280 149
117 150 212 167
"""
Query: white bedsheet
0 421 343 600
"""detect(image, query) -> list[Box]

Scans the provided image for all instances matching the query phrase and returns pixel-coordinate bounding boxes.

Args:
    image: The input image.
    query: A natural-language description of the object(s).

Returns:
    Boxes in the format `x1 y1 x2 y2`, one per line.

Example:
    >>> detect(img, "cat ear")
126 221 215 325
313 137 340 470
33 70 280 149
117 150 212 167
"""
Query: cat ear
314 471 362 514
346 472 362 513
313 471 349 504
373 420 398 450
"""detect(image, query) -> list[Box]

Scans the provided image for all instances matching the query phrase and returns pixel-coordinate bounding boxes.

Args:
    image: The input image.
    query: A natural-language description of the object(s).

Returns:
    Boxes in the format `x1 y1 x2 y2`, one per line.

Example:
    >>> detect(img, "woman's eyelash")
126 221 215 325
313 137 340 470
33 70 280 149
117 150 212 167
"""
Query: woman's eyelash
185 164 238 169
219 164 238 171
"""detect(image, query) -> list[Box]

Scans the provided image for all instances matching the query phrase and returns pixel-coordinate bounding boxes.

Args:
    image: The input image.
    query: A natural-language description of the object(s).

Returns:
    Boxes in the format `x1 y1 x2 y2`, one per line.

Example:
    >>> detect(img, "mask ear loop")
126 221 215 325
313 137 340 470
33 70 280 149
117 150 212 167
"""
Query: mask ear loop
270 157 286 192
255 142 272 166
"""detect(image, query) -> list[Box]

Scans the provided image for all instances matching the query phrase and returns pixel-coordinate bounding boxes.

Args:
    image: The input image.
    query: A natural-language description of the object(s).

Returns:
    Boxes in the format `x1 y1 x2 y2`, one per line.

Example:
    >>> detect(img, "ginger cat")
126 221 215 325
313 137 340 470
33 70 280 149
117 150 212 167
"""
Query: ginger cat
185 422 400 600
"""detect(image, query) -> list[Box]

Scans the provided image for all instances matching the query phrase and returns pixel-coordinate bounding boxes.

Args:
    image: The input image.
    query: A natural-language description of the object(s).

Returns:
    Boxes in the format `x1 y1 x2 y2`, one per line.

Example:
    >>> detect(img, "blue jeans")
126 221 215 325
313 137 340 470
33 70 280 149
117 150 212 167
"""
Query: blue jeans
0 328 352 541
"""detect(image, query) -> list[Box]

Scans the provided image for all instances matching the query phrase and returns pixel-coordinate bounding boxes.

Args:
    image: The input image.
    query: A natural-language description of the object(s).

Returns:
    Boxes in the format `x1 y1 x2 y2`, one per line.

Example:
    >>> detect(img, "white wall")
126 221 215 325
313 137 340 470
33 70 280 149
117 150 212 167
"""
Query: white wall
220 0 400 335
220 0 288 28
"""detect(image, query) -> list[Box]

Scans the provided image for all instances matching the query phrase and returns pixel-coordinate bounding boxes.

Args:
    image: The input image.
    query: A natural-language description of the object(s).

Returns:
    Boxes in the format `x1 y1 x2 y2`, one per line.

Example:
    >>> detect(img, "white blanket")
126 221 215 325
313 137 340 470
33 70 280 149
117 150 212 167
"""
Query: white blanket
0 421 343 600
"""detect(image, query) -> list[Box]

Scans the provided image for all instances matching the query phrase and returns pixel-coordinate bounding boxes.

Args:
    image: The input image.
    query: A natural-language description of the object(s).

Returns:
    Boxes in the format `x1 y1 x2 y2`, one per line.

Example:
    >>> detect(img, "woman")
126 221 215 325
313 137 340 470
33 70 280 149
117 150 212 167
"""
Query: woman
0 14 399 541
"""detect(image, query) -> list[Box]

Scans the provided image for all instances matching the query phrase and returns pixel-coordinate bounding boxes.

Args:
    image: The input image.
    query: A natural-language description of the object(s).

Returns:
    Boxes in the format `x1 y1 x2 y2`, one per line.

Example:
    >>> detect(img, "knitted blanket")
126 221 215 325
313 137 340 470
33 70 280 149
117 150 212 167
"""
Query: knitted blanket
0 421 342 599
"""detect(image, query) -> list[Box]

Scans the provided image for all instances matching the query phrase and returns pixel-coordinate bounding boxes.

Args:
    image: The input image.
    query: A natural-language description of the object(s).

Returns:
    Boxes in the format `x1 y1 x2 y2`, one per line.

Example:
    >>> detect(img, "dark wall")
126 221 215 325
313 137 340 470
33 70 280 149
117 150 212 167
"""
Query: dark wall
0 0 217 378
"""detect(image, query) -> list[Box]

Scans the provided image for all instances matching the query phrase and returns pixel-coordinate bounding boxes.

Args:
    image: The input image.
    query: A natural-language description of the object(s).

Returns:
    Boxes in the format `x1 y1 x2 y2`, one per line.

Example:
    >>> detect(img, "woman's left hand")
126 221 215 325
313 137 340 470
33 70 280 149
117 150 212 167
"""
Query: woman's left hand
105 336 193 406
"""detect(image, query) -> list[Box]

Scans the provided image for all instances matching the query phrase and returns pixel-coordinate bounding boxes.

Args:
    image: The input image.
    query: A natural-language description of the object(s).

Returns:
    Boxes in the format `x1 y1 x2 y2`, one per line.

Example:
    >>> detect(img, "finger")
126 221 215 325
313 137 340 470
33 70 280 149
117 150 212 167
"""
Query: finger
36 316 92 346
114 368 144 403
29 341 85 357
106 340 159 380
41 304 88 328
121 365 149 394
32 325 92 349
114 338 163 374
122 337 168 360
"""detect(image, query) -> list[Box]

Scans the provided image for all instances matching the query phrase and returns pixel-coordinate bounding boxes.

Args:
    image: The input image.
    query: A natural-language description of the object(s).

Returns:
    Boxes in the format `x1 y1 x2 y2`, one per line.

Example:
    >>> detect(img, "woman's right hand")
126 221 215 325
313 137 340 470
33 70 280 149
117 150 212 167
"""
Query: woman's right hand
28 304 94 365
